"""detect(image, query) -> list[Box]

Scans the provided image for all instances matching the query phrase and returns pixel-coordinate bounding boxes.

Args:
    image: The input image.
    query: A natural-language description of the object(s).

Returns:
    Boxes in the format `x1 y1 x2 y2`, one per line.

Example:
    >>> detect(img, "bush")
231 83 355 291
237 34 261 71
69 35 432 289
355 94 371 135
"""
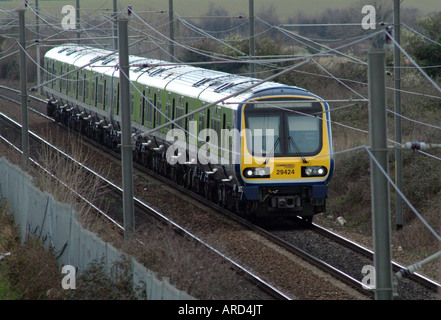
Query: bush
67 257 142 300
405 12 441 79
4 235 63 299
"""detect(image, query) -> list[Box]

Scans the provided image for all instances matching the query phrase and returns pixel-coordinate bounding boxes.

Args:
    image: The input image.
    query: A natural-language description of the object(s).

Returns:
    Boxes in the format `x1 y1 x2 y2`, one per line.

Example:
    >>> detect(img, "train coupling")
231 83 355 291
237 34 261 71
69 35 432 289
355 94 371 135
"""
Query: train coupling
270 195 302 209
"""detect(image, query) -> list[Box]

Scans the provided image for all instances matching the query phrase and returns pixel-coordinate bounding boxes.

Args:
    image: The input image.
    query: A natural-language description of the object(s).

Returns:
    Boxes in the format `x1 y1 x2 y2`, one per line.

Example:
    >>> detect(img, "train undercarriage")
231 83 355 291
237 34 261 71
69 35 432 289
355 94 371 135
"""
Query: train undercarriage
47 98 323 224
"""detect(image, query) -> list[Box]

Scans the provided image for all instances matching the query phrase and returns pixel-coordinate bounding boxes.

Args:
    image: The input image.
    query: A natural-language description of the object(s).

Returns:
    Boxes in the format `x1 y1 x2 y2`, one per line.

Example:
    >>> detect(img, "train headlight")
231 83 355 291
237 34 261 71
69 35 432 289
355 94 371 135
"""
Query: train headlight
243 167 270 178
301 166 327 177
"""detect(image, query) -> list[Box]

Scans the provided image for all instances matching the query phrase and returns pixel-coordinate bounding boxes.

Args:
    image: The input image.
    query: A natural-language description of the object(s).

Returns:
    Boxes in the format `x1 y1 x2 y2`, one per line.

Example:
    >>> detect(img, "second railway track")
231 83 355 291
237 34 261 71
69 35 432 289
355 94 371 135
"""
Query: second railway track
0 83 439 299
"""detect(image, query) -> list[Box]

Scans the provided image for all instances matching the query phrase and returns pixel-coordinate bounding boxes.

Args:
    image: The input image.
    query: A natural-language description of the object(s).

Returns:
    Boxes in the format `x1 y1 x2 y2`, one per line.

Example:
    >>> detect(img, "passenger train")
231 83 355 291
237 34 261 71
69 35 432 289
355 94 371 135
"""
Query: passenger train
42 44 334 222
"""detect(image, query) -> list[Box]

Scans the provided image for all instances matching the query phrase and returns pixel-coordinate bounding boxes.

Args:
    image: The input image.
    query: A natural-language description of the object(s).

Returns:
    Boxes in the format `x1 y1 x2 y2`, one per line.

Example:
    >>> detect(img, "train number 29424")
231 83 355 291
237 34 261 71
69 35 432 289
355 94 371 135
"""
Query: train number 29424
276 169 295 175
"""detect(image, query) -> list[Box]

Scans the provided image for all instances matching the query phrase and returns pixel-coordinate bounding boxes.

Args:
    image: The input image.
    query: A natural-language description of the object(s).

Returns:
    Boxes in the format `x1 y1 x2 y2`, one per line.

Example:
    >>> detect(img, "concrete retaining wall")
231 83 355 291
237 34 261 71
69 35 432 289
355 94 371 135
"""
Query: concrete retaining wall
0 157 194 300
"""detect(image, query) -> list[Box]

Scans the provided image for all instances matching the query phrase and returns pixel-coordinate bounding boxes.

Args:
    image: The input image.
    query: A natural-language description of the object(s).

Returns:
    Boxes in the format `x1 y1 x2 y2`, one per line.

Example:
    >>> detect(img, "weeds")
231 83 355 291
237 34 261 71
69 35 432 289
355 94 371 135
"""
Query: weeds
0 203 64 299
67 256 142 300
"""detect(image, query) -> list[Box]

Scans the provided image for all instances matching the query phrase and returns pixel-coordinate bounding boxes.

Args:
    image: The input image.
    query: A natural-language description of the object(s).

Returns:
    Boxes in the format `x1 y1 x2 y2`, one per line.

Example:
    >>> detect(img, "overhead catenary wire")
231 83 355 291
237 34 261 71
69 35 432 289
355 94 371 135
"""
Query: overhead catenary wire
386 30 441 96
311 59 366 100
28 35 149 92
6 3 440 285
12 6 440 181
403 23 441 48
18 10 384 143
271 18 369 66
9 6 381 73
10 6 438 143
364 146 441 242
136 58 312 139
129 9 382 71
6 6 441 263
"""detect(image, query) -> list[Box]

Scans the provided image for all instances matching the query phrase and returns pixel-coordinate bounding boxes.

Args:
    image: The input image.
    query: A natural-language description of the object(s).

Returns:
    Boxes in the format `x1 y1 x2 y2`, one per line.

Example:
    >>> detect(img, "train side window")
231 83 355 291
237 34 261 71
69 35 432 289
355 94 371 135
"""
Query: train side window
66 67 70 95
98 84 102 107
153 93 157 127
141 90 146 125
116 83 120 115
185 102 189 140
91 77 96 106
130 91 134 117
206 108 210 129
146 97 152 124
97 81 103 107
175 106 182 129
78 73 83 99
221 113 226 157
199 112 205 131
75 72 79 99
59 65 63 91
211 118 219 134
171 98 176 129
113 82 118 113
52 63 55 88
103 79 107 110
84 75 88 102
63 66 67 93
157 99 162 125
165 102 169 126
95 77 98 107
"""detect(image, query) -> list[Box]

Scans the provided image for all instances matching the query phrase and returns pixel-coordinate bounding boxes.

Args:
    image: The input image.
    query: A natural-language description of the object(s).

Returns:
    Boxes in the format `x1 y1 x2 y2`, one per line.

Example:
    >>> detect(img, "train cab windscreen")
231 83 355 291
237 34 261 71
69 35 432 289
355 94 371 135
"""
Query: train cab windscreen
246 115 280 156
244 98 323 157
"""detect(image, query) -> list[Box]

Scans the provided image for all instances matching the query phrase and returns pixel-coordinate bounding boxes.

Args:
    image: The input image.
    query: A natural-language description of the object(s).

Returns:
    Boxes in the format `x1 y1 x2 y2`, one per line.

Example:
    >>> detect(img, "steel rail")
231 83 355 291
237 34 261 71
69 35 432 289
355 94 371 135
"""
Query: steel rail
1 83 439 297
0 104 289 300
311 223 441 293
135 168 374 298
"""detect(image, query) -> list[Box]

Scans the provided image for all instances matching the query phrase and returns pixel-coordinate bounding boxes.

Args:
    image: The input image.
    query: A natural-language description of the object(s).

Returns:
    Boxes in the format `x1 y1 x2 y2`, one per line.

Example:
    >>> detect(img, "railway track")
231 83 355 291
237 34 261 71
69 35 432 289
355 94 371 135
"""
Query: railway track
0 106 288 300
130 158 439 299
0 84 439 299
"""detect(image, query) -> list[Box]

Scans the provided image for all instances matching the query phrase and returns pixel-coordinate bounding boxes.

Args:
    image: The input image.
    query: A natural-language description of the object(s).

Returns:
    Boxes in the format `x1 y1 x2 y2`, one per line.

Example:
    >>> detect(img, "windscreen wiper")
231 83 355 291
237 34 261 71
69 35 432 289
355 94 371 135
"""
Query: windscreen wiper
289 136 308 163
263 136 280 164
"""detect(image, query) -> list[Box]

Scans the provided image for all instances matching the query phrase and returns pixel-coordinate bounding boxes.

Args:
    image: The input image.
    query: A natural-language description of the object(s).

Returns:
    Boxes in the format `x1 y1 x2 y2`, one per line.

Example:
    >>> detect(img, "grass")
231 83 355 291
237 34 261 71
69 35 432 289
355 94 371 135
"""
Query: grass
0 201 145 300
0 203 20 299
0 202 63 299
0 269 21 299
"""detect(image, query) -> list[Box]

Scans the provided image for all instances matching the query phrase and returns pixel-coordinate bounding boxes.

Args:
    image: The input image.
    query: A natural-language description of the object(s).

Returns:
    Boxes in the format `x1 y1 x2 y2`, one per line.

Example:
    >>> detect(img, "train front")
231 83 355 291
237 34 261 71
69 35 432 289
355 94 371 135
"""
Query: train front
237 87 334 220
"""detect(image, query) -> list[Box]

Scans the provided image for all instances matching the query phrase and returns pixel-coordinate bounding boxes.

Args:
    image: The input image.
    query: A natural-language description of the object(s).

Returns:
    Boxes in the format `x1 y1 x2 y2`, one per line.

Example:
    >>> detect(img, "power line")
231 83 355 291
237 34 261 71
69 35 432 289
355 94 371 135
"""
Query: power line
365 146 441 242
386 29 441 96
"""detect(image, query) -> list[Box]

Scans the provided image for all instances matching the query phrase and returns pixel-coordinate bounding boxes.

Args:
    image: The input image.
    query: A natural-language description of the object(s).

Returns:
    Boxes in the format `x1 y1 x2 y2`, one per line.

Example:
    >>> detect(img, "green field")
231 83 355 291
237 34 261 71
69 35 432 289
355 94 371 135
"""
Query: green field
1 0 439 21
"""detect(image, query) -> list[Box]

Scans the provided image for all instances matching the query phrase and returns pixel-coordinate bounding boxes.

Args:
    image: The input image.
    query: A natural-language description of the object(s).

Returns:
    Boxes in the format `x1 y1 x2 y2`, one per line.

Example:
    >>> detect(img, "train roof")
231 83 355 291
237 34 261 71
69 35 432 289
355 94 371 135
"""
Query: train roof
44 44 311 106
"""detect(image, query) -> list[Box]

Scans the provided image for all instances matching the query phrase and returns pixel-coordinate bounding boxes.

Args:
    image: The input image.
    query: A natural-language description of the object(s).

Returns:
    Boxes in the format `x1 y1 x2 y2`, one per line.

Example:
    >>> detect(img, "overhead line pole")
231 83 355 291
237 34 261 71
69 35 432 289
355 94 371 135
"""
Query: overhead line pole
113 0 118 50
18 9 29 167
76 0 81 44
118 16 135 237
249 0 255 77
169 0 175 62
393 0 403 230
368 50 394 300
35 0 41 94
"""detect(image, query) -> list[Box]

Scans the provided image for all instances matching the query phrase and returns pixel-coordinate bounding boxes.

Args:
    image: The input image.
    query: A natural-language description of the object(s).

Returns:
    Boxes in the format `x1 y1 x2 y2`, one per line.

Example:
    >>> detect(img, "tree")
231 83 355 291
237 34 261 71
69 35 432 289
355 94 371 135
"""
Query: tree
406 12 441 78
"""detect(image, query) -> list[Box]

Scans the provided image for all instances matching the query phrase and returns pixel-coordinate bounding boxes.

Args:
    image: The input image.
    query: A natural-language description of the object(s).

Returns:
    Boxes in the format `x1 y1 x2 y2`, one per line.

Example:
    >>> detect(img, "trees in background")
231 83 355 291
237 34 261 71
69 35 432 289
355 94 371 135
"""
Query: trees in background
405 12 441 78
179 3 440 80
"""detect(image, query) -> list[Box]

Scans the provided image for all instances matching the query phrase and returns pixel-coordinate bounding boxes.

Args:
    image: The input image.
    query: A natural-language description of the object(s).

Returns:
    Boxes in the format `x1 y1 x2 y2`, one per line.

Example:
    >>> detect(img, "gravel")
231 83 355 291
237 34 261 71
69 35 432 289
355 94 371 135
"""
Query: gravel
1 84 438 300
